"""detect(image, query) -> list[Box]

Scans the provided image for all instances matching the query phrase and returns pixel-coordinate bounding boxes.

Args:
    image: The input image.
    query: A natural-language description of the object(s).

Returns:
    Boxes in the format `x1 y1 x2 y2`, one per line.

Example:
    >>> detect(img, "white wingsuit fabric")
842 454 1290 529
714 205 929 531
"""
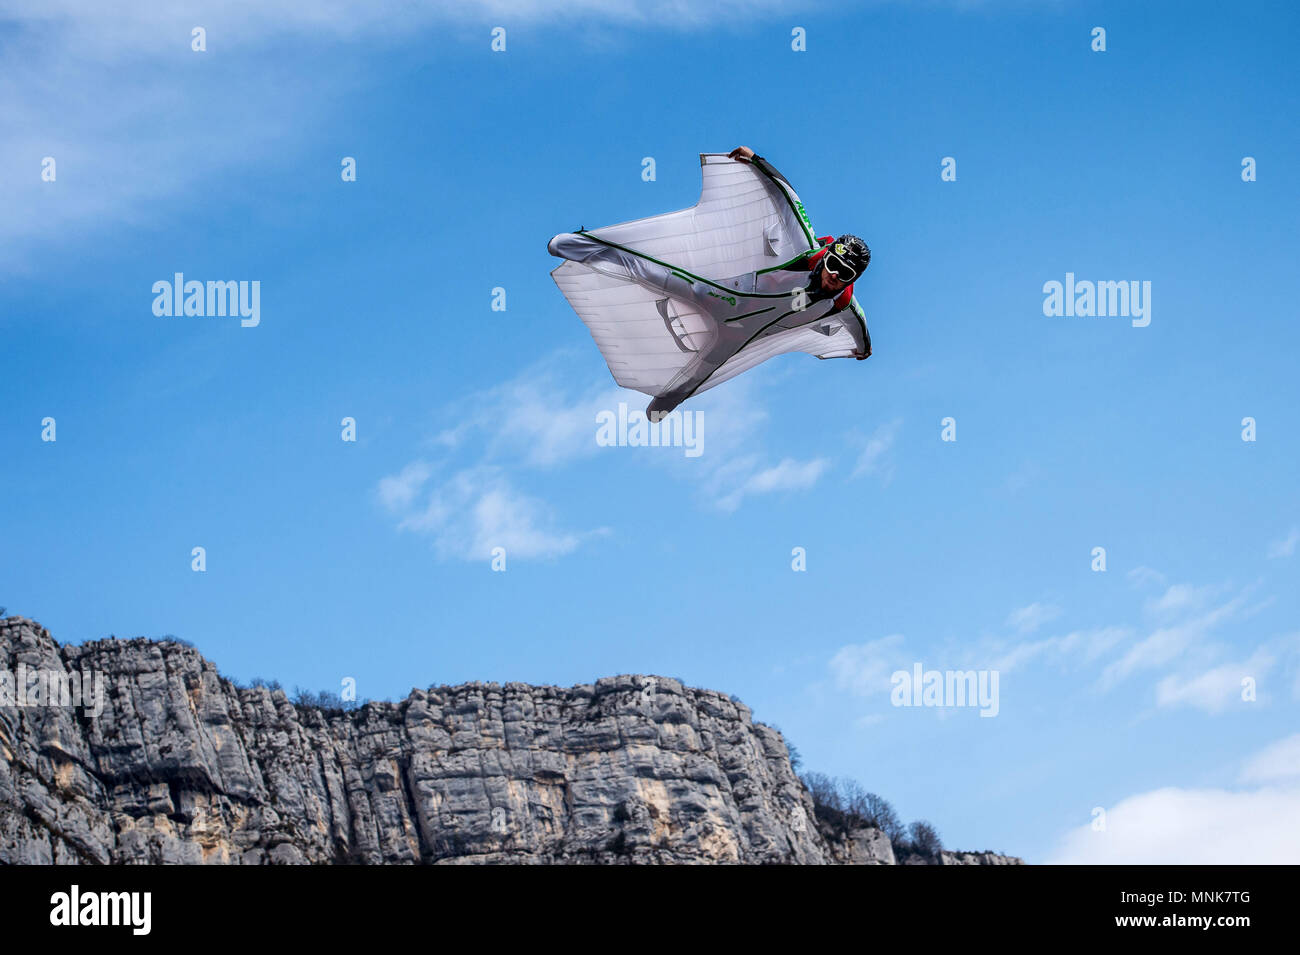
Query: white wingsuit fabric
549 153 869 415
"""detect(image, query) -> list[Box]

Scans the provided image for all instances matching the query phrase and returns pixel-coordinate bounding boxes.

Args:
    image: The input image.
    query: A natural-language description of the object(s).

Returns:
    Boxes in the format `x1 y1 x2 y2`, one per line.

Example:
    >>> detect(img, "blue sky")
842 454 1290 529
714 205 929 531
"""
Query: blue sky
2 0 1298 863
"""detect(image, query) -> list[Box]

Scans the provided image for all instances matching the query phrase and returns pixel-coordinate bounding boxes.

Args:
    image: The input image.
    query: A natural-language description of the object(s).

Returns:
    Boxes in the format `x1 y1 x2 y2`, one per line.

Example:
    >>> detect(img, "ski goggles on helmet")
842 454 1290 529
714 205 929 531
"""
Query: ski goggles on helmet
821 250 858 283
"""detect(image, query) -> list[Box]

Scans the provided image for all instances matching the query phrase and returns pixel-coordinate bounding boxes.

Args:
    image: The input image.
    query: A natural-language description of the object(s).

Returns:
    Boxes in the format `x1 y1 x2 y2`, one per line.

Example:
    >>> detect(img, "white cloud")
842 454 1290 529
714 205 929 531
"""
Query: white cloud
376 461 433 512
1006 601 1061 635
1 0 802 268
377 352 832 557
990 626 1129 673
6 0 806 47
1051 734 1300 863
852 418 901 483
1239 734 1300 785
594 372 835 512
828 635 907 698
853 713 887 729
1102 625 1197 684
376 362 614 560
1047 784 1300 864
382 466 596 560
1101 592 1247 686
2 3 362 268
978 581 1292 713
1003 460 1041 494
1144 582 1216 616
433 356 619 469
1153 648 1273 714
1267 526 1299 559
431 357 823 513
714 456 829 512
1127 565 1167 588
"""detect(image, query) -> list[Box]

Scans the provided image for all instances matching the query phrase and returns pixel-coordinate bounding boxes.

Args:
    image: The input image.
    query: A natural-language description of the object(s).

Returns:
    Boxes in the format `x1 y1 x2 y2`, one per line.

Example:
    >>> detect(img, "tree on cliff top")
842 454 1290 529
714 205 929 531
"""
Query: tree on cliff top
800 773 940 856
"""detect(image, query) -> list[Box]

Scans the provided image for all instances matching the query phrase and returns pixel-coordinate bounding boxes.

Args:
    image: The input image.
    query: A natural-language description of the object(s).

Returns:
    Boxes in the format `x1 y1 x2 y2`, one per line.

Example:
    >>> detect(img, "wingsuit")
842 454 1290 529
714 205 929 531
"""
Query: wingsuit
548 150 871 418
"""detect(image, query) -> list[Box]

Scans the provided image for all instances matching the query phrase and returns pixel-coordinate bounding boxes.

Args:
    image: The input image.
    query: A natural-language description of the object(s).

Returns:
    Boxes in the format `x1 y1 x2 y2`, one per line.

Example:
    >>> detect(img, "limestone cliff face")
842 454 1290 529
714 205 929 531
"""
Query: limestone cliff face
0 617 1020 865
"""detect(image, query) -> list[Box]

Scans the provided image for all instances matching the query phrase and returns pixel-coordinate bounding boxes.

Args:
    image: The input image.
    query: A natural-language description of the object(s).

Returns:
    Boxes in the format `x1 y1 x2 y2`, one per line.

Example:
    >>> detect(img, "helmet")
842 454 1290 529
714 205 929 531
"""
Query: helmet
830 234 870 276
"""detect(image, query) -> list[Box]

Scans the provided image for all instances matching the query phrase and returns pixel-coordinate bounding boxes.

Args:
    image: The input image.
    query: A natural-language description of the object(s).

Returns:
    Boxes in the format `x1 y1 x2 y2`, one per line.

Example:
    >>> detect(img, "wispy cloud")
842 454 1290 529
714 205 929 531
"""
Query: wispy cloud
828 634 907 699
990 626 1129 673
1101 590 1249 687
379 464 598 560
376 360 614 559
842 577 1287 718
2 2 373 269
445 355 828 510
1144 582 1218 617
715 456 829 512
431 354 619 469
1239 733 1300 785
1153 648 1273 714
851 418 901 483
1127 565 1167 588
1267 526 1300 559
1006 601 1061 635
376 461 435 513
377 353 836 556
0 0 803 268
1003 460 1042 494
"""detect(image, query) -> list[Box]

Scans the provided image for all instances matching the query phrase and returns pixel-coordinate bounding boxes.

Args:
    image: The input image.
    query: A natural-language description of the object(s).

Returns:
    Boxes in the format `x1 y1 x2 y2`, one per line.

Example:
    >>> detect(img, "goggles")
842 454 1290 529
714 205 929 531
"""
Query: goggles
821 250 858 283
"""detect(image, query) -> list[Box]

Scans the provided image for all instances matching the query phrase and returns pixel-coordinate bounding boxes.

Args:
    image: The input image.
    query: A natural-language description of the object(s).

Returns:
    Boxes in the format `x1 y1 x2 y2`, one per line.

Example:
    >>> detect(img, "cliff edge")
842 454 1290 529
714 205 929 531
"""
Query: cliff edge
0 616 1021 865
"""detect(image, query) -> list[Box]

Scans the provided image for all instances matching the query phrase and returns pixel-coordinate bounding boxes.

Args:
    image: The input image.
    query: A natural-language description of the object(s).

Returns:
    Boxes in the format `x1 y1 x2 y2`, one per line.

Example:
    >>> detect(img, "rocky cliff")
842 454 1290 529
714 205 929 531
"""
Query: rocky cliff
0 617 1020 865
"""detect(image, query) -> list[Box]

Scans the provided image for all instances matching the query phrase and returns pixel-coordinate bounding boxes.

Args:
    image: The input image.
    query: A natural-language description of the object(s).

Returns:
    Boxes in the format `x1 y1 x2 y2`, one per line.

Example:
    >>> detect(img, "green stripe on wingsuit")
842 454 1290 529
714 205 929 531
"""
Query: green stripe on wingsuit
748 160 818 250
724 306 777 323
756 249 816 275
674 307 804 404
576 231 797 300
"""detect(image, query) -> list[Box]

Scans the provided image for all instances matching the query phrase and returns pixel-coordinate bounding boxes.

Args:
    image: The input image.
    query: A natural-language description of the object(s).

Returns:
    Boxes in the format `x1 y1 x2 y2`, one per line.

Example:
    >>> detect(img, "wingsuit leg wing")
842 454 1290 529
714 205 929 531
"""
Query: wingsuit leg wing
549 230 762 419
645 331 747 419
547 232 704 307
